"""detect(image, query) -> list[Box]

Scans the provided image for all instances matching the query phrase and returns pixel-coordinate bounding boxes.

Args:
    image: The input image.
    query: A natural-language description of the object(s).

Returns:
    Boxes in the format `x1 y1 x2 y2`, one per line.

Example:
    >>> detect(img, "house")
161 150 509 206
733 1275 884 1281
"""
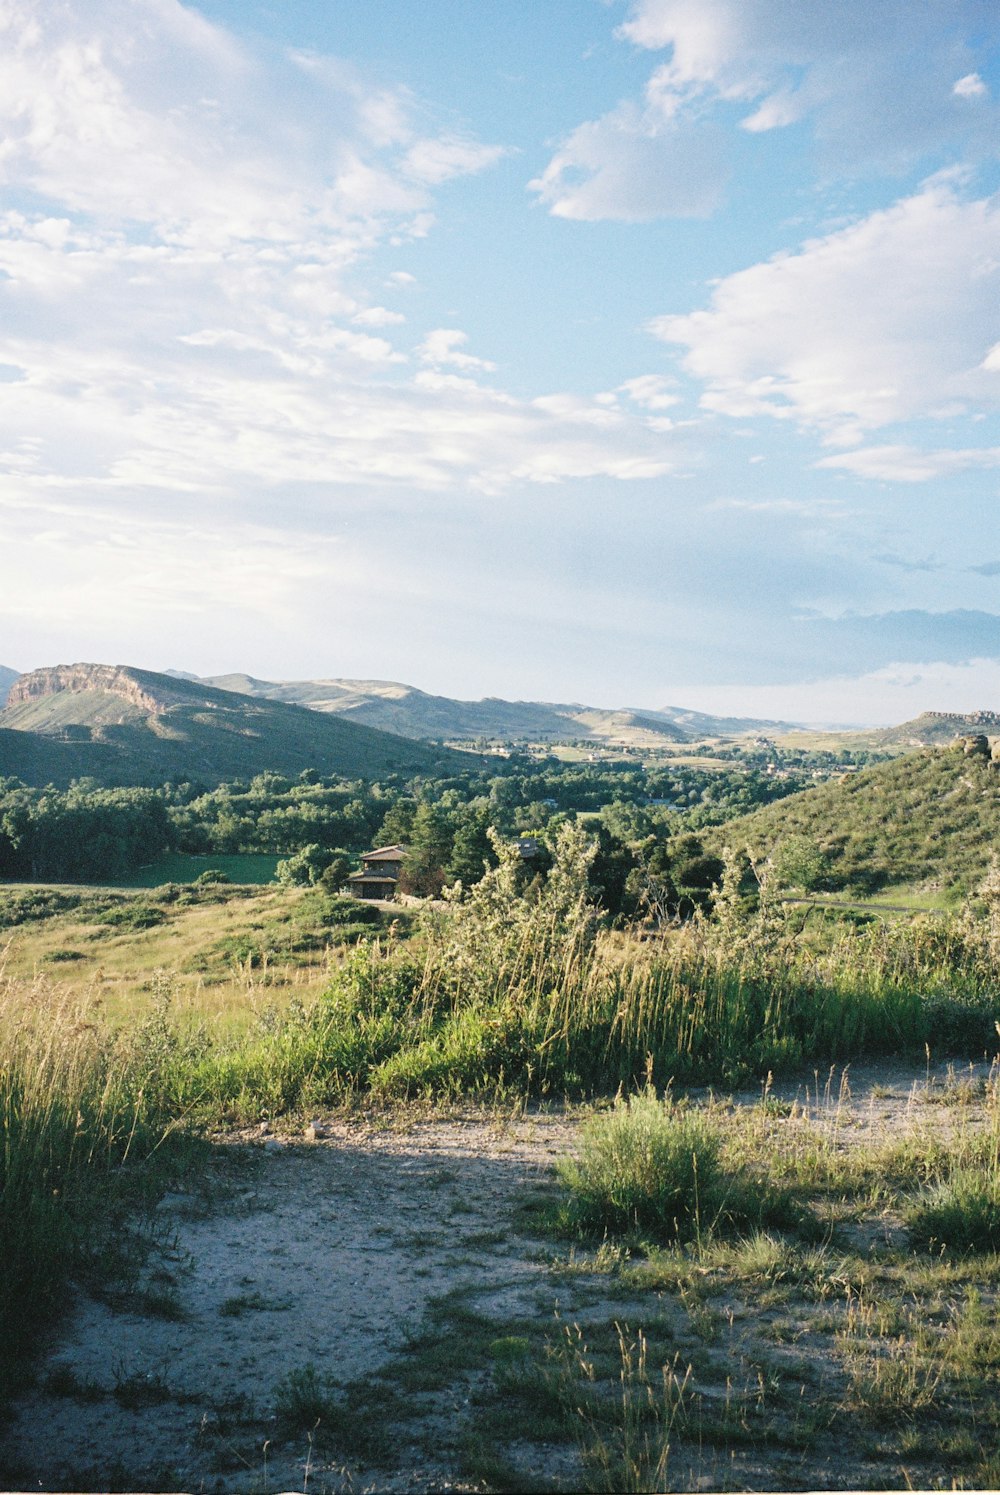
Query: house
346 844 407 901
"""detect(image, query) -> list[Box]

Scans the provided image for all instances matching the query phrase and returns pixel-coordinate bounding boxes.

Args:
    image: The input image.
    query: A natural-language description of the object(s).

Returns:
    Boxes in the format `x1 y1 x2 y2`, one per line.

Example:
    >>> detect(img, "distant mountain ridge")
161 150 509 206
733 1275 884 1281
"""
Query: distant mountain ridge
0 666 18 708
193 671 797 744
0 663 472 788
873 710 1000 747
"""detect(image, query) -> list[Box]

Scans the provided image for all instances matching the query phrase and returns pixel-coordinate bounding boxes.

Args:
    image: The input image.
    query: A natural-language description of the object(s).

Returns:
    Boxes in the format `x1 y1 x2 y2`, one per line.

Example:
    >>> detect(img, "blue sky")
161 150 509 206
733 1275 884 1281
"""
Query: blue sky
2 1 1000 723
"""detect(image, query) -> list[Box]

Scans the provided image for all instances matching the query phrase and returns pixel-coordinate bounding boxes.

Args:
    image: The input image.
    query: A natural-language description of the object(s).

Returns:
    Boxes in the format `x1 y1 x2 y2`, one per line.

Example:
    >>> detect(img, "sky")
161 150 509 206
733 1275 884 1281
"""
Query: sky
2 1 1000 725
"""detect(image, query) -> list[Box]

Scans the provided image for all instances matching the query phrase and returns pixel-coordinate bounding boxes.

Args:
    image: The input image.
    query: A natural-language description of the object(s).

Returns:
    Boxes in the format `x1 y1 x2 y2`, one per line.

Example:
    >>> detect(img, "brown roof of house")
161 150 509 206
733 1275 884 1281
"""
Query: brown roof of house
361 844 407 862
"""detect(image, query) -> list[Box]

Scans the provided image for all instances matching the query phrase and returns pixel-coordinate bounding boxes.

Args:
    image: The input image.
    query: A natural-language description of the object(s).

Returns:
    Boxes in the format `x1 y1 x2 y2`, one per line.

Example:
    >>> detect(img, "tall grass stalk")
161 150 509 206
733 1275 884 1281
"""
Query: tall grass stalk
556 1321 690 1494
0 964 171 1405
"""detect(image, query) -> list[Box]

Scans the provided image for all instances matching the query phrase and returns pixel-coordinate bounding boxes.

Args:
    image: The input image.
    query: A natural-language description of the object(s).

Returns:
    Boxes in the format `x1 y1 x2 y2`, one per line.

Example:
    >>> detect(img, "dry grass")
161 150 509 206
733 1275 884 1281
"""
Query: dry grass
0 883 336 1028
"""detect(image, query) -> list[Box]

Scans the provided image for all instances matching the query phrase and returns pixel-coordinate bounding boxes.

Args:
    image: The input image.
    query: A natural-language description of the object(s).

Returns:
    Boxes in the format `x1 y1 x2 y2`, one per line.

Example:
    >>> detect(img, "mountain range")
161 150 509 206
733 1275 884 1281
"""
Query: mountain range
1 662 997 794
0 664 470 788
175 670 796 745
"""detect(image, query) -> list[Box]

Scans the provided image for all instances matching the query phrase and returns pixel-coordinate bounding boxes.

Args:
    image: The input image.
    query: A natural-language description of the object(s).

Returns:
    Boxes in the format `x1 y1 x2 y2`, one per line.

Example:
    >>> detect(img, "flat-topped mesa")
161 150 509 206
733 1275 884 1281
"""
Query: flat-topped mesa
923 709 1000 726
5 663 179 717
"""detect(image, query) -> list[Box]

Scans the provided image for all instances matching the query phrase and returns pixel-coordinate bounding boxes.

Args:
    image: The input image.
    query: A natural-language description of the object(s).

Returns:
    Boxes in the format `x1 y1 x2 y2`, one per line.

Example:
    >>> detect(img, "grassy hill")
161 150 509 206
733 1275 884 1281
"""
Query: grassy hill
708 741 1000 898
198 671 798 746
0 663 474 789
0 667 18 708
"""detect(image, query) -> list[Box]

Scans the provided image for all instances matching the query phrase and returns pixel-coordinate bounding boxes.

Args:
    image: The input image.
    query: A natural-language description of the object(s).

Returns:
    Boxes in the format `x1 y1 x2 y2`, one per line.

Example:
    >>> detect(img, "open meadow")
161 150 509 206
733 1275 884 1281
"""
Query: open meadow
3 824 1000 1490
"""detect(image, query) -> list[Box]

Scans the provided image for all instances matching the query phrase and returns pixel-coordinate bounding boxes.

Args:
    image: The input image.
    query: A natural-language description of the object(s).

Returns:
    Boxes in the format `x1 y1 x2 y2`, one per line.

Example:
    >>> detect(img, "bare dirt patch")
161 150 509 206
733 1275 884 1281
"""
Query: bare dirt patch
3 1059 999 1494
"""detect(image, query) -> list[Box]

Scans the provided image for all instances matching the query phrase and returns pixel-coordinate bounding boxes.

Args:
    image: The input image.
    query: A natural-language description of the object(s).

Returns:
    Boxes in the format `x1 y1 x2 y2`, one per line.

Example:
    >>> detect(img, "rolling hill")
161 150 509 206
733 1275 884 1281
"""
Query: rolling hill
709 739 1000 897
0 664 475 789
0 666 18 708
193 672 796 745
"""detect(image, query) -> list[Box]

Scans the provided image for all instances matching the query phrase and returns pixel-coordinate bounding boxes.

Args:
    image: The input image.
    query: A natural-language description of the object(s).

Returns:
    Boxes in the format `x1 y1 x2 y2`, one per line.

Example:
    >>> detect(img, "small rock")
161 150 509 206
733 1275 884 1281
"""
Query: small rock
304 1120 326 1141
263 1138 284 1152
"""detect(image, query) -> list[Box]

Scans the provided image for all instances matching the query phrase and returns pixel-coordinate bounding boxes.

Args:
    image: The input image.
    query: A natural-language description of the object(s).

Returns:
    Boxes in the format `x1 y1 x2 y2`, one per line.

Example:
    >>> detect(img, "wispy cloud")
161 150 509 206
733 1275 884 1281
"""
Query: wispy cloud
532 0 999 221
663 657 1000 727
873 551 945 573
817 442 1000 482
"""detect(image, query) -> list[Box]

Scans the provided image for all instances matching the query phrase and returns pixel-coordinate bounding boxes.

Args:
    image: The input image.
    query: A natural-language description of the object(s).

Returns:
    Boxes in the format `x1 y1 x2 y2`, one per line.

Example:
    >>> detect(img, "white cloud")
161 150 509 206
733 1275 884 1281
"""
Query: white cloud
616 375 680 411
0 490 347 639
352 306 406 327
528 105 727 221
651 178 1000 440
816 444 1000 483
418 329 496 372
954 72 988 99
402 135 508 185
532 0 999 221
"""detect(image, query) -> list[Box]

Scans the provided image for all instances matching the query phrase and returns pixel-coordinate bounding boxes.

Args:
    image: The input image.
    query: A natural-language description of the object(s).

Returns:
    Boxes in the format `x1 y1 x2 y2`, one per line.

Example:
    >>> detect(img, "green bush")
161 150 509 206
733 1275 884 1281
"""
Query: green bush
908 1166 1000 1256
325 895 380 926
273 1363 343 1439
556 1090 722 1241
92 901 166 930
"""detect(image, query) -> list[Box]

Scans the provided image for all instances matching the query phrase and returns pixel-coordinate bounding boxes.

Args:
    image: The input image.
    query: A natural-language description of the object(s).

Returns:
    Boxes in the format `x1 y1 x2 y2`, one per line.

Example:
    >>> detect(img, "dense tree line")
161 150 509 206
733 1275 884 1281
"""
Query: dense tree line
0 755 817 899
0 779 172 881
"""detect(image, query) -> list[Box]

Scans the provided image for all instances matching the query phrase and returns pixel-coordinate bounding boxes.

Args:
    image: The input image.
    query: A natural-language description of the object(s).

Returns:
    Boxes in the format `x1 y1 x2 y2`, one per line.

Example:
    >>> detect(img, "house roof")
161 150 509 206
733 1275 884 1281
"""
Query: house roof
361 844 407 862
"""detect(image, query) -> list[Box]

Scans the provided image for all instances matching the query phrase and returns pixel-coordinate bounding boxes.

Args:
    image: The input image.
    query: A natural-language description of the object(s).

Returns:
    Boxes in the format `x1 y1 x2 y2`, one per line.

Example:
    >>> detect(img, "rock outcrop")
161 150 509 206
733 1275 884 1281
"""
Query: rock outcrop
6 663 188 716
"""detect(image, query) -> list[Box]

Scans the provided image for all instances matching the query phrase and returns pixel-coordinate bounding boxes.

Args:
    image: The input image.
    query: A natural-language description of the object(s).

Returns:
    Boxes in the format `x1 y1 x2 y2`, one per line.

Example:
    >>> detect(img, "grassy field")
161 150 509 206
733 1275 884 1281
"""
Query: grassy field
0 879 381 1027
538 742 735 768
114 852 282 888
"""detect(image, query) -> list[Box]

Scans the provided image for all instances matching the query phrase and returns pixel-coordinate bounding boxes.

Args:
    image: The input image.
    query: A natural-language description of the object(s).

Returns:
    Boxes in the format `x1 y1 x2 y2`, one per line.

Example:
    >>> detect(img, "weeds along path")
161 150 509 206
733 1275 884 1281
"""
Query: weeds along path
4 1061 1000 1494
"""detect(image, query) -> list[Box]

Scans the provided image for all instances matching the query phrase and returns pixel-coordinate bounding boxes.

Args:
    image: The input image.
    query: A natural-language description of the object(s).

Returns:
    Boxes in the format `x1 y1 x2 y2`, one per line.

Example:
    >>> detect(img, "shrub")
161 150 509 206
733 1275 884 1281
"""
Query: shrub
274 1363 343 1440
324 895 380 926
908 1167 1000 1255
556 1090 722 1241
92 901 166 930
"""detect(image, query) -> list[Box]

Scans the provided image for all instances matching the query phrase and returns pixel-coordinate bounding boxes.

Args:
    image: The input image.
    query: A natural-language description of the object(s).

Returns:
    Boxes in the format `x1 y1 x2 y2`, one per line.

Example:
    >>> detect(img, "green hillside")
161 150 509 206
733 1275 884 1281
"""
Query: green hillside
0 726 118 786
709 741 1000 897
0 664 474 789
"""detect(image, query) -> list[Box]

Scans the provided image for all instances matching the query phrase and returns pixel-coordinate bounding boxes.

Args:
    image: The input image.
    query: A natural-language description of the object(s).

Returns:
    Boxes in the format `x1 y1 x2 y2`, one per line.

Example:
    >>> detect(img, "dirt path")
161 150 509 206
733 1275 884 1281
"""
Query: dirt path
3 1059 998 1494
3 1112 581 1494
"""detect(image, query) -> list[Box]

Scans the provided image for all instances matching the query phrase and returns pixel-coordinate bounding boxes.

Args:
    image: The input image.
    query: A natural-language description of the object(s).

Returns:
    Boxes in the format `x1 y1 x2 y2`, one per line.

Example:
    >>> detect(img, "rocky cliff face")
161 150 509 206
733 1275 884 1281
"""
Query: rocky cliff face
923 710 1000 727
5 664 180 717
